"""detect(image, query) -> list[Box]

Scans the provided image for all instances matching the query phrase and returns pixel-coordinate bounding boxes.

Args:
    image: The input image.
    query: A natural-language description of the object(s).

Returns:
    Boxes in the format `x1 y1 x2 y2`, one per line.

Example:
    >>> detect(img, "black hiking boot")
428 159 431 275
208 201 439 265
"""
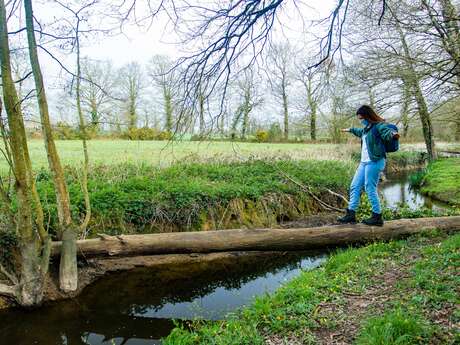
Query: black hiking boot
362 212 384 226
337 209 356 224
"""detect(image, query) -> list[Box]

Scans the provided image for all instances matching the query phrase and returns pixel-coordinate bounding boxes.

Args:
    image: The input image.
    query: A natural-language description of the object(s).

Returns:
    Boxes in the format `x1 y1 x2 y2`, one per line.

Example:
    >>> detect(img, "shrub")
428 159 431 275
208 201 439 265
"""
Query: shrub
255 130 269 142
156 130 173 141
123 127 160 140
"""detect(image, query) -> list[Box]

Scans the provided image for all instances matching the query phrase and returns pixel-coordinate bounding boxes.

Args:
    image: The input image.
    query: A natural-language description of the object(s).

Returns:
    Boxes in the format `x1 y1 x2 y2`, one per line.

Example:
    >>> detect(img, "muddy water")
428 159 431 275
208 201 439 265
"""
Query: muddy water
0 252 326 345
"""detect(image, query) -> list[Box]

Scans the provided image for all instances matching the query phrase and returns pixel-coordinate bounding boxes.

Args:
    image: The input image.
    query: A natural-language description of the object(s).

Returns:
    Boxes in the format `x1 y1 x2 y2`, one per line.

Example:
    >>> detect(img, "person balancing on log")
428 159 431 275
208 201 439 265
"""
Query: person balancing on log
338 105 400 226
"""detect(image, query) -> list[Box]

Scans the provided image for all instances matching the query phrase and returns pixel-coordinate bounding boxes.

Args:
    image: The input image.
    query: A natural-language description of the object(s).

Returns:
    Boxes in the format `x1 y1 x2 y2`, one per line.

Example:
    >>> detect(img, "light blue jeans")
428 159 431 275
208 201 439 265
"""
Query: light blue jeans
348 159 385 214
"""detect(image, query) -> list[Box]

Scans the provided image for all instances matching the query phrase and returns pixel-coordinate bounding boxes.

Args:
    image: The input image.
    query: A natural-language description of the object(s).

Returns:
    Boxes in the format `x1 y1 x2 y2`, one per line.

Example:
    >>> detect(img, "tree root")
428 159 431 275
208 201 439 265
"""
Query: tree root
0 263 18 285
0 282 17 298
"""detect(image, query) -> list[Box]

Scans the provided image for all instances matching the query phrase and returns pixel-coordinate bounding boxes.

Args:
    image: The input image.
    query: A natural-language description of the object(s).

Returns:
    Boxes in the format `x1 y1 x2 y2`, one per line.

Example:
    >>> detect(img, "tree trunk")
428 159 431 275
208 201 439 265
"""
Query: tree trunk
75 16 91 238
0 0 49 305
51 216 460 258
128 94 137 130
412 82 437 160
368 88 376 109
397 24 437 160
307 78 317 141
282 88 289 141
241 89 251 139
90 96 99 131
164 87 173 132
199 93 205 136
24 0 77 292
401 80 410 138
455 121 460 141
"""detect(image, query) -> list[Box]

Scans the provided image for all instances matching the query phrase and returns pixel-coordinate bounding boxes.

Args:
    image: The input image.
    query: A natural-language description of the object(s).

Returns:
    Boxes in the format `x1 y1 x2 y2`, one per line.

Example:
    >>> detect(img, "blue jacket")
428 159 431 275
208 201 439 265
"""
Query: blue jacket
350 123 394 161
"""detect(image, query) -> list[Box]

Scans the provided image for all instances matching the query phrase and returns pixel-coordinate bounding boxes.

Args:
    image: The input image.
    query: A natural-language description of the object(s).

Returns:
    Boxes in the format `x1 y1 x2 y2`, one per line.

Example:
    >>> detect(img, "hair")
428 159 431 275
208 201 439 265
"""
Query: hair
356 105 385 123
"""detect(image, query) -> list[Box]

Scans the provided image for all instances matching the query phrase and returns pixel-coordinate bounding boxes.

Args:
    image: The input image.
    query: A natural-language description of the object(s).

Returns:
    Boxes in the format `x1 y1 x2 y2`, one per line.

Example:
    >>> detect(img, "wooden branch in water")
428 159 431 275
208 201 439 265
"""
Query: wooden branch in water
51 216 460 258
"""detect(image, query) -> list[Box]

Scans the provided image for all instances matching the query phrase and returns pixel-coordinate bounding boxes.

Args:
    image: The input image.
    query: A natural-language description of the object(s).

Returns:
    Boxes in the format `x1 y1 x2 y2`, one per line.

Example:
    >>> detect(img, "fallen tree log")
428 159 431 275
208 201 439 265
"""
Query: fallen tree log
51 216 460 258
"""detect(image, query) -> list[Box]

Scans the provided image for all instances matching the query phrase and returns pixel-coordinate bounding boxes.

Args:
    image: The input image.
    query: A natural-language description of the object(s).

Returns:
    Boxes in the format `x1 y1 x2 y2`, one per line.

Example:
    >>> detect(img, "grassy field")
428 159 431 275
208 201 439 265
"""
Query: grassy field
164 230 460 344
17 140 349 171
4 139 458 172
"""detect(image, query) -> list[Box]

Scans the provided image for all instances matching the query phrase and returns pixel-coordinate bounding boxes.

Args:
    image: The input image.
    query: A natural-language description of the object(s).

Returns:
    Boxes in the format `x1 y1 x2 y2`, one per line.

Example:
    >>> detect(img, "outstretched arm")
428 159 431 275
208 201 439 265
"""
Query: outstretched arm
348 127 363 138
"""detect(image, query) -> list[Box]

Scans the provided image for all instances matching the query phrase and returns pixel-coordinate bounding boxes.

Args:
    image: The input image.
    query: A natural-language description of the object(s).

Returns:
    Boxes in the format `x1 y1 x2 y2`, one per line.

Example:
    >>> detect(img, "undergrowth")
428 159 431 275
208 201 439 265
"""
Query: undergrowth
30 159 354 237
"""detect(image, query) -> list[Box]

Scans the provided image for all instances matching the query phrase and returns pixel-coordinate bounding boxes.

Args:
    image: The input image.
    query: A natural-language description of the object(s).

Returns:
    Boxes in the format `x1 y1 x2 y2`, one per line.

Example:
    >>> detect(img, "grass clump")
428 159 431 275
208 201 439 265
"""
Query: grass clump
355 309 433 345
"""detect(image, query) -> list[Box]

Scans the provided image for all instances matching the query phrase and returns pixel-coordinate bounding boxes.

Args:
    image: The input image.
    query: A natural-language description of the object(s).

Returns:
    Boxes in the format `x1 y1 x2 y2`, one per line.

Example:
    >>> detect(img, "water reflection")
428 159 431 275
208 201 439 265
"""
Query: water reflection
0 252 325 345
381 174 447 210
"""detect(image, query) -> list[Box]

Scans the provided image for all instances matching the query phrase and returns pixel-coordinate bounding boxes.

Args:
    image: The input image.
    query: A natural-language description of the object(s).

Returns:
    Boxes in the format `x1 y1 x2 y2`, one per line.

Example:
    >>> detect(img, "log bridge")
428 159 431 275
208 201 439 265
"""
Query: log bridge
51 216 460 258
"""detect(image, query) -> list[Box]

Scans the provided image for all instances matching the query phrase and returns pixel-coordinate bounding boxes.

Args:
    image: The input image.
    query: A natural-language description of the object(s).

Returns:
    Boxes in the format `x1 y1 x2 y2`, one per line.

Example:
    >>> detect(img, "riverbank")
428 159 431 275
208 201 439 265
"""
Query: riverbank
19 151 427 237
164 230 460 344
32 159 354 236
418 158 460 206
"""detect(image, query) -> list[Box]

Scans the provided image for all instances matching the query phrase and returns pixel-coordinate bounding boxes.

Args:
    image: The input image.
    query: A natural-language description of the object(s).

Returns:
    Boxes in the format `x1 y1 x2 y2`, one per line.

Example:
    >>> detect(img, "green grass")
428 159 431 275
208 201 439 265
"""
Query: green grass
163 231 460 344
420 158 460 205
5 140 459 173
31 159 355 236
3 140 353 172
355 309 433 345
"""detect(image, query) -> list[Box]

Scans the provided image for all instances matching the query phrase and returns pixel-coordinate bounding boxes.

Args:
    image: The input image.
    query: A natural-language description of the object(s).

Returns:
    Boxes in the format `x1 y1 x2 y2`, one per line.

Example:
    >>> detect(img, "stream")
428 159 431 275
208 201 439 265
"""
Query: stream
0 172 447 345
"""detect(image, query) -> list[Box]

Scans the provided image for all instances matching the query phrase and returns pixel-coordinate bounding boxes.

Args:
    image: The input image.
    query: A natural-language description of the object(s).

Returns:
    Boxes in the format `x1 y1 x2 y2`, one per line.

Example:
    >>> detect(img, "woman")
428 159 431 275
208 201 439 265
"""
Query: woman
338 105 399 226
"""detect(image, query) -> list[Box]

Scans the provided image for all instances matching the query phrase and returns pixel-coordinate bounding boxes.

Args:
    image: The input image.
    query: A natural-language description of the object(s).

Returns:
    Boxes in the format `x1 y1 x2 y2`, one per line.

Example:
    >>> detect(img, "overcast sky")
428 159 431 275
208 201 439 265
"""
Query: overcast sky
10 0 349 127
79 0 337 67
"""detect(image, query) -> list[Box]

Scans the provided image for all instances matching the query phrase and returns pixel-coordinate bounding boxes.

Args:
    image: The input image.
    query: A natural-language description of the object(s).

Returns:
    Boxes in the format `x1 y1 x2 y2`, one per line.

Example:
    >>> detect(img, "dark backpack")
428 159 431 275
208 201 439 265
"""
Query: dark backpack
371 123 399 153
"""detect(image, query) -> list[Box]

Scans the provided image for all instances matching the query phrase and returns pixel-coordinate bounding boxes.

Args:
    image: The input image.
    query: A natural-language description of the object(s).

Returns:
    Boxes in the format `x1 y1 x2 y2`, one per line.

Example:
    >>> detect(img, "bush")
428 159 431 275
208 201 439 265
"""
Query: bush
156 130 172 141
255 130 269 142
122 127 160 140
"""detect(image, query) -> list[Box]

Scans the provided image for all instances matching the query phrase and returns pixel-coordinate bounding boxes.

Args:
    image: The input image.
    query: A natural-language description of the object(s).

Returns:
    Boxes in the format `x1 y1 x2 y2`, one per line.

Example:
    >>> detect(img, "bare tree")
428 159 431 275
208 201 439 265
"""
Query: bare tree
80 58 117 132
266 42 294 140
118 62 144 130
231 67 263 139
148 55 176 132
296 57 326 140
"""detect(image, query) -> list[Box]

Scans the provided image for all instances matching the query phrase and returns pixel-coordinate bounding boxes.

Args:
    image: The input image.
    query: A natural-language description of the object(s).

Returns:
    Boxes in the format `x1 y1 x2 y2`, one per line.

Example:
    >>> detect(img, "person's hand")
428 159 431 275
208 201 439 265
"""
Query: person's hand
340 128 350 133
